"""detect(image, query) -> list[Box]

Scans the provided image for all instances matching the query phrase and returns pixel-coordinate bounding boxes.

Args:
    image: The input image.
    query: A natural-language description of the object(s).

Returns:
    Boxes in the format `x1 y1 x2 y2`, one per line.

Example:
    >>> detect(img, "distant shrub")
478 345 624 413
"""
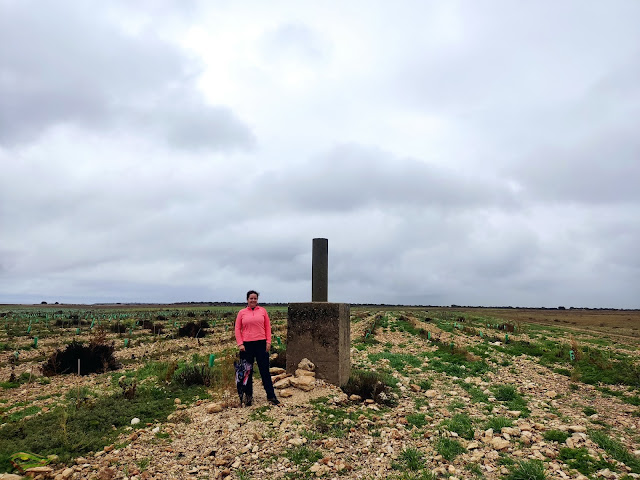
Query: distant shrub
42 337 120 376
178 321 208 338
141 320 164 334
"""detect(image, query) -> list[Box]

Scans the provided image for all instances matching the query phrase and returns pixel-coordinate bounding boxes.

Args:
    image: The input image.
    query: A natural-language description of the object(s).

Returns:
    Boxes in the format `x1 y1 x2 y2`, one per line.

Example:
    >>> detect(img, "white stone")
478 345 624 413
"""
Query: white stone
207 403 224 413
130 417 140 425
274 378 292 389
491 438 510 450
290 376 315 391
297 358 315 371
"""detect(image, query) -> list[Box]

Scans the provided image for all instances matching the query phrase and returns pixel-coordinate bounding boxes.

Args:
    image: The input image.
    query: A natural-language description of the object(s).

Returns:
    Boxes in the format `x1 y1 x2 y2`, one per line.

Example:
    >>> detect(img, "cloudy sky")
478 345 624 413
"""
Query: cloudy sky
1 1 639 308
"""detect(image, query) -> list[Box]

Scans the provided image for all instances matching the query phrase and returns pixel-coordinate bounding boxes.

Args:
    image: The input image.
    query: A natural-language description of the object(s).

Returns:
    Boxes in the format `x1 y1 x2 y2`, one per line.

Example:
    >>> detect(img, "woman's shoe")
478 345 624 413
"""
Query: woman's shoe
244 394 253 407
267 397 280 406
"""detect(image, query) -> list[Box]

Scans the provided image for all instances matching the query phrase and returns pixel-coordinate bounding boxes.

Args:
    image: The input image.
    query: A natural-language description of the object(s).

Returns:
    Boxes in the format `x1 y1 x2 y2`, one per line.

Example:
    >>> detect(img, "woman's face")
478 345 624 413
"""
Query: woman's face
247 293 258 308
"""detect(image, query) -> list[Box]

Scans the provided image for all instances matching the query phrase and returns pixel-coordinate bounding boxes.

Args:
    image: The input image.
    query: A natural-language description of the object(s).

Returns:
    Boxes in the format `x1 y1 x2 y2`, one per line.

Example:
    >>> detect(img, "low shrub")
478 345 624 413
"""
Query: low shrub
172 364 214 387
42 338 120 376
177 321 208 338
341 369 396 406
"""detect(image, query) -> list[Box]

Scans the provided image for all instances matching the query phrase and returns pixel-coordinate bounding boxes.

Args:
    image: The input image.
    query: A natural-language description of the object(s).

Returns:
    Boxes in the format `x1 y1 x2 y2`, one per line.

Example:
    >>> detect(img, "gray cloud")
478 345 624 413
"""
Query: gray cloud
0 1 253 150
258 144 520 213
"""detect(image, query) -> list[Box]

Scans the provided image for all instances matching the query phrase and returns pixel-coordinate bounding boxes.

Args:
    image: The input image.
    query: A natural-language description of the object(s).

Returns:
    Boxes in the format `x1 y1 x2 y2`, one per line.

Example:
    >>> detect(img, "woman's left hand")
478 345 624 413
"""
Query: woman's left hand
266 342 271 352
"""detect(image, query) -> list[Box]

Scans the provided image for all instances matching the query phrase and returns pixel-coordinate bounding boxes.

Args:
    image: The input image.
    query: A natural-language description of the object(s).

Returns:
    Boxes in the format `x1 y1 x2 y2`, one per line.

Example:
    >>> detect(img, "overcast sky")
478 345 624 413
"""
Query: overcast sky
1 1 639 308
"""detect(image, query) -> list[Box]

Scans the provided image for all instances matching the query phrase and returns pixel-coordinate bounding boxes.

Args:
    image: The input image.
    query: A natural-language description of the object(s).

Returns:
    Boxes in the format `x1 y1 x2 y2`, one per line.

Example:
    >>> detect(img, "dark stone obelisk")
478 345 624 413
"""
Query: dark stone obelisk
312 238 328 302
286 239 351 386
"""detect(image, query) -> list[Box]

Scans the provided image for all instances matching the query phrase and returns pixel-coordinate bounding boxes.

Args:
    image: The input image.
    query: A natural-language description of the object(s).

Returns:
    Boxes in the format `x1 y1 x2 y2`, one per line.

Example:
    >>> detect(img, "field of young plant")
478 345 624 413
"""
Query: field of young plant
1 305 639 480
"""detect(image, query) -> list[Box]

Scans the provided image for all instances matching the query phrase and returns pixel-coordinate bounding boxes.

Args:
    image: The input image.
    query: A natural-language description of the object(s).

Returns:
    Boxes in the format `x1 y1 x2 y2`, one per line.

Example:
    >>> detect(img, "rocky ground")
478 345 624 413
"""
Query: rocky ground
1 310 639 480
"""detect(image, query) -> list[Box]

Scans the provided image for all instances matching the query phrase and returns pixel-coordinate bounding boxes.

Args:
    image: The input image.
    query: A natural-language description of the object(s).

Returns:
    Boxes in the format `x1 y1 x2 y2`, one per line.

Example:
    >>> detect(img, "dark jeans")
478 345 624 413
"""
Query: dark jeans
241 339 277 400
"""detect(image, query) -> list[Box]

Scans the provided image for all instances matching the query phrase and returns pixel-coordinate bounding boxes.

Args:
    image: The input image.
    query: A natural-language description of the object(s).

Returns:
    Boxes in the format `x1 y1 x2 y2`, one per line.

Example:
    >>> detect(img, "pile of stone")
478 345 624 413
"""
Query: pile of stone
271 357 317 397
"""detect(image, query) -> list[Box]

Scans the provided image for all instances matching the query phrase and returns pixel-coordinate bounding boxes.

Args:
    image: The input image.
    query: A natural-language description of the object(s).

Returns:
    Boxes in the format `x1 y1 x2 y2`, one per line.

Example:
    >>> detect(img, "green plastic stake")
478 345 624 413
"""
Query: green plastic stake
365 332 369 338
225 325 228 332
276 336 282 346
124 338 129 348
129 328 133 336
480 331 483 338
33 337 38 348
427 331 431 340
90 319 95 329
569 350 575 361
505 334 509 343
26 325 31 334
209 354 215 367
450 342 454 350
76 328 80 335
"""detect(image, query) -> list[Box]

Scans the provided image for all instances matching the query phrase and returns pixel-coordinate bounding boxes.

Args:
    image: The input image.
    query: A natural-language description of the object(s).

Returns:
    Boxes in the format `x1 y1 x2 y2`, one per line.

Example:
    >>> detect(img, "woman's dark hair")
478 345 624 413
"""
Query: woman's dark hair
246 290 259 300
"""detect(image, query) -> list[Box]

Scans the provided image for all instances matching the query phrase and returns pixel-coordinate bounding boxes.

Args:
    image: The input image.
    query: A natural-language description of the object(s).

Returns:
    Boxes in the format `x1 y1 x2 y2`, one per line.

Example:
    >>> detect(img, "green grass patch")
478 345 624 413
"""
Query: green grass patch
485 416 513 431
583 406 597 416
543 430 570 443
589 430 640 473
0 383 205 472
406 413 428 429
368 352 422 374
465 462 484 479
311 397 383 439
491 384 530 417
503 460 546 480
447 400 466 411
391 447 425 471
426 347 490 377
442 413 474 439
285 445 322 466
434 437 465 461
558 447 615 475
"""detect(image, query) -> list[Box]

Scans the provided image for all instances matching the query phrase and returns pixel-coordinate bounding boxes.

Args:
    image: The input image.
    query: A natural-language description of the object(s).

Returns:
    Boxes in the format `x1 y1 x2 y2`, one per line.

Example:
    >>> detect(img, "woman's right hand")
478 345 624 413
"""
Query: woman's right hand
239 344 245 352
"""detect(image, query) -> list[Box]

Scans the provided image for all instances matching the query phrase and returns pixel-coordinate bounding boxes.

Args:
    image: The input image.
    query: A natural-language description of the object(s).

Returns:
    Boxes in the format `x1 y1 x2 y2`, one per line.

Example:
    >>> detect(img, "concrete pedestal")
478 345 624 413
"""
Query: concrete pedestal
286 302 350 386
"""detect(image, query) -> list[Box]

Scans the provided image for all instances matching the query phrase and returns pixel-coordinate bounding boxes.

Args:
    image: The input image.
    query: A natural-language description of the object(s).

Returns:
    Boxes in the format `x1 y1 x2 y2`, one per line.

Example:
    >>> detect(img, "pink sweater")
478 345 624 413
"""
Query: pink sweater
235 306 272 345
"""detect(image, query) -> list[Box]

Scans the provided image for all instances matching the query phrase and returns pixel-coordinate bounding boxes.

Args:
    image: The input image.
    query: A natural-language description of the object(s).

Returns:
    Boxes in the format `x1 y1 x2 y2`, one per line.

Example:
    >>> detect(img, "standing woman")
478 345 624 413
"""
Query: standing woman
235 290 280 406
